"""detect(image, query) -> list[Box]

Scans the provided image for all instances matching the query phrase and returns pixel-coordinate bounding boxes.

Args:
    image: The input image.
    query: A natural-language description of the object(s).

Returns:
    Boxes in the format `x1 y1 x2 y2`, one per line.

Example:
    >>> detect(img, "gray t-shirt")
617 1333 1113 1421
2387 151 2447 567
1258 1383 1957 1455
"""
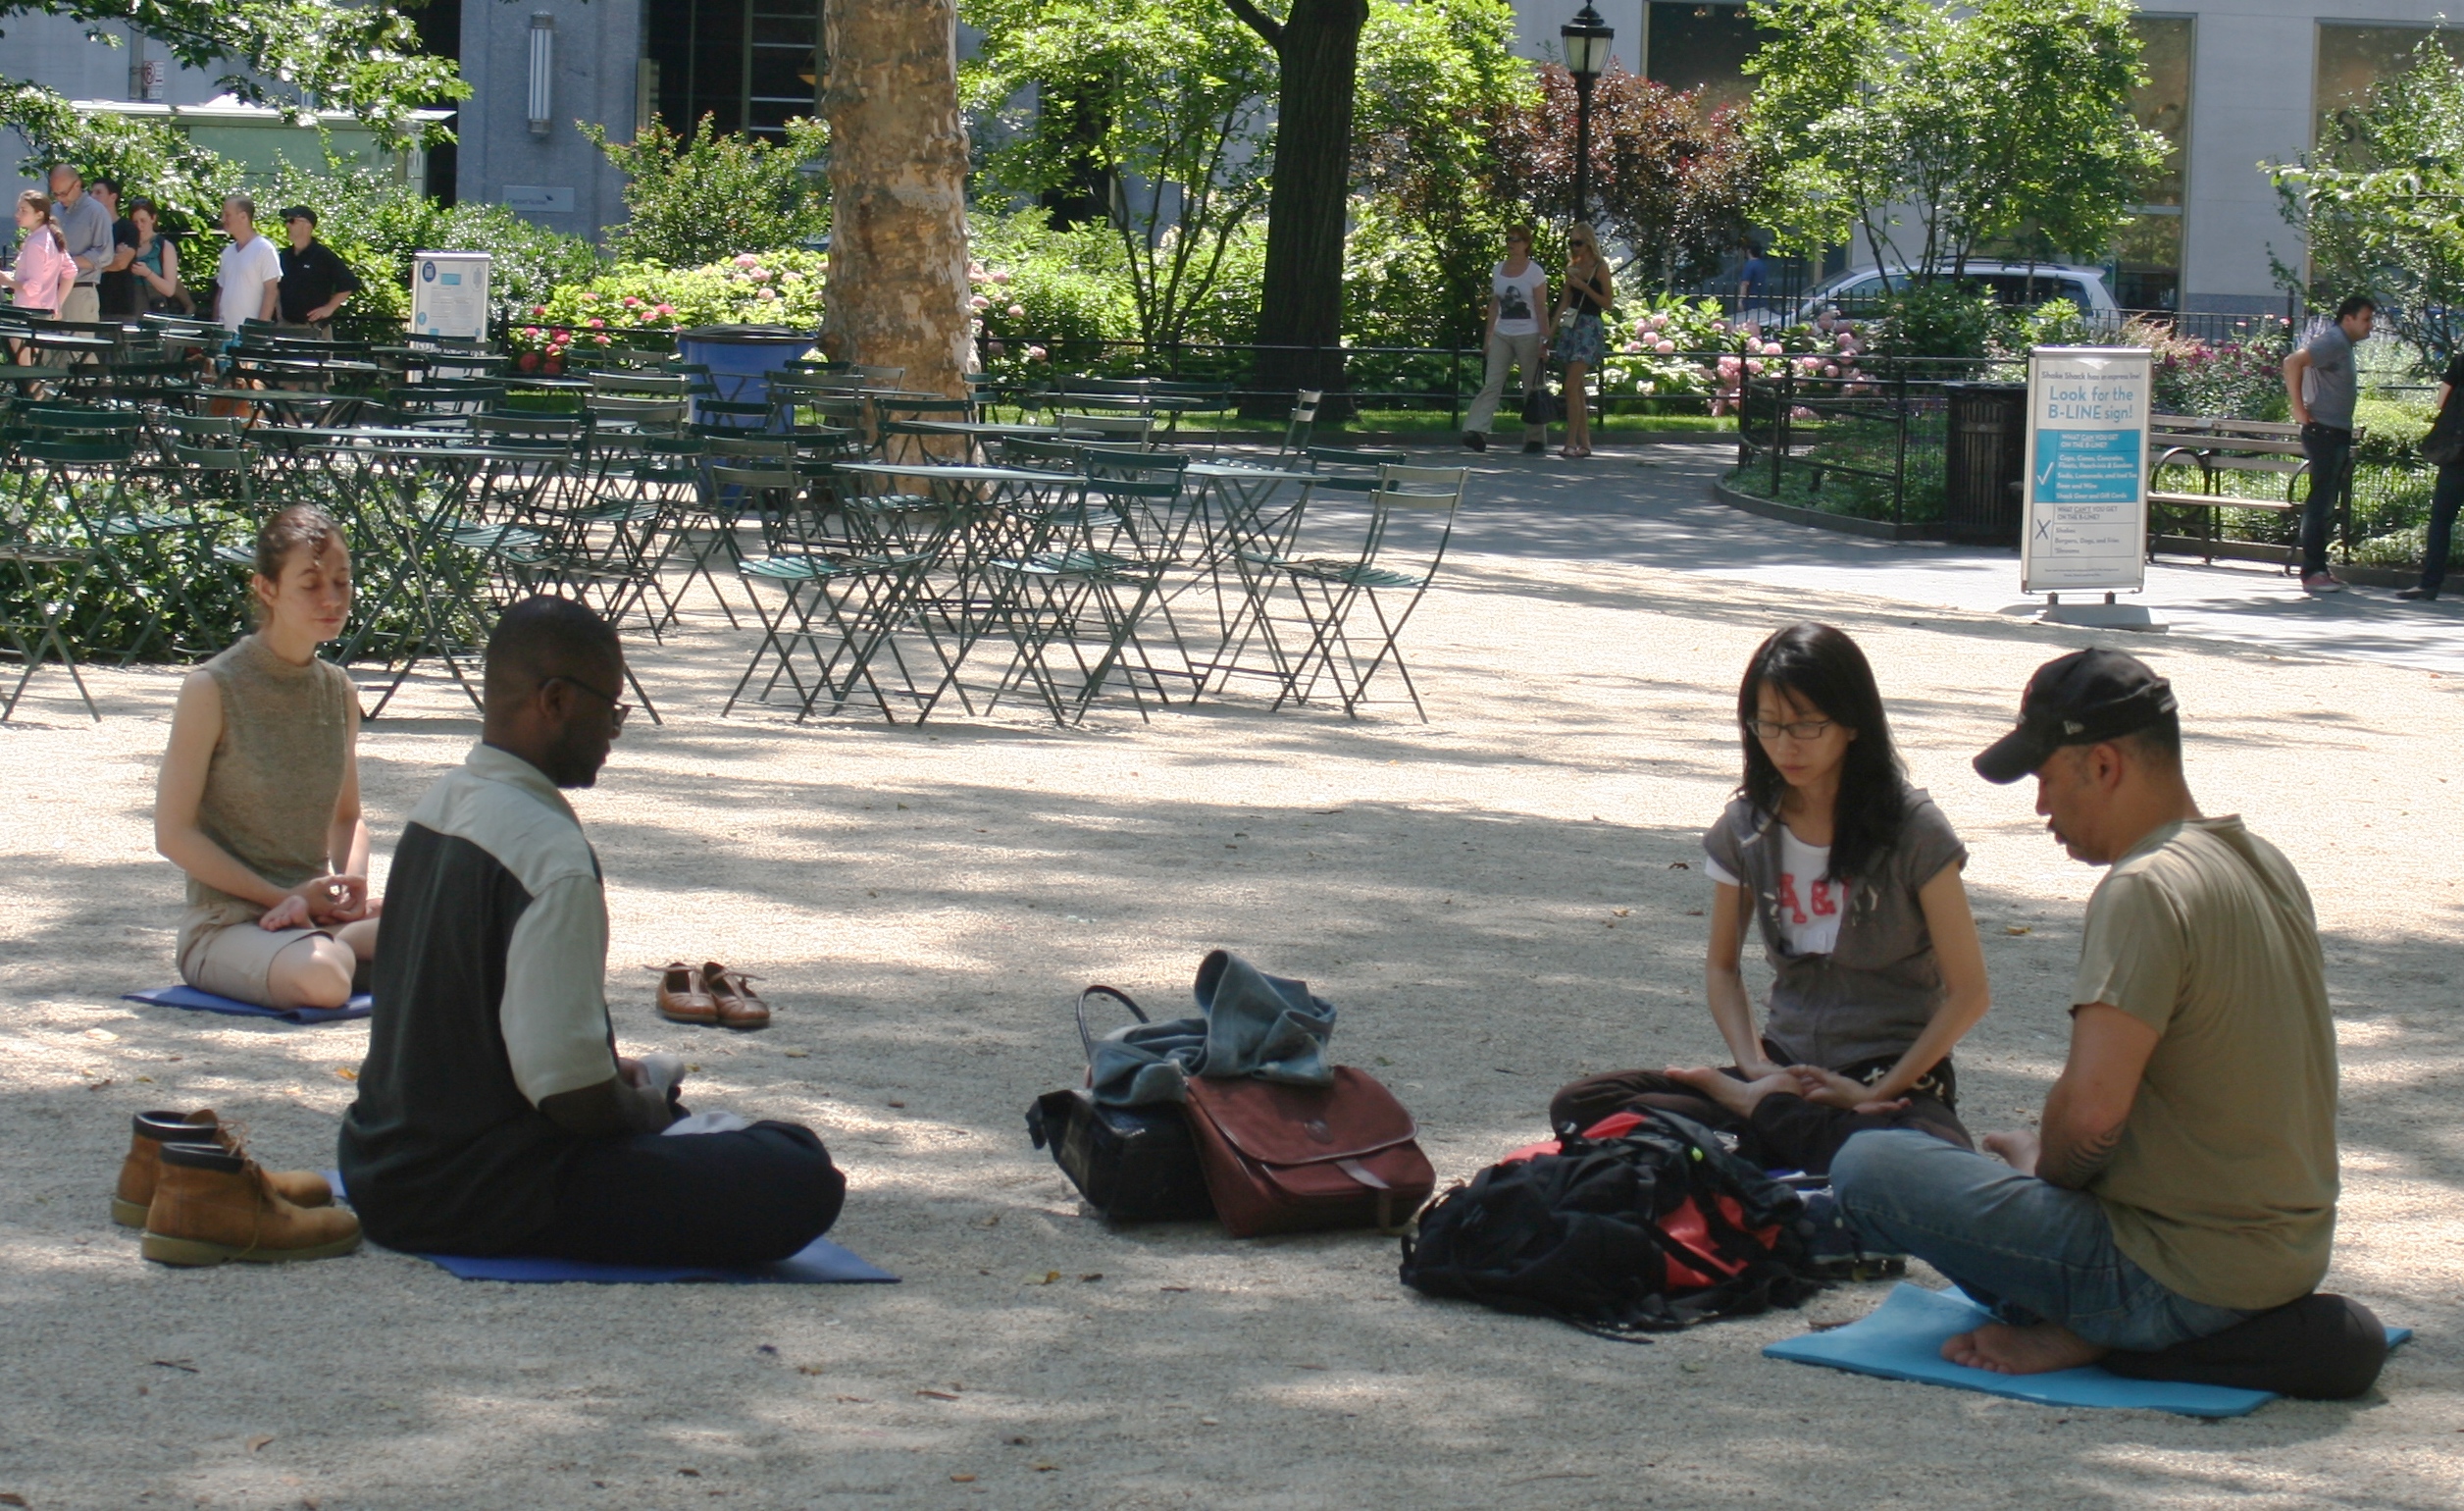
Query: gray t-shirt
2302 324 2357 431
1702 782 1970 1070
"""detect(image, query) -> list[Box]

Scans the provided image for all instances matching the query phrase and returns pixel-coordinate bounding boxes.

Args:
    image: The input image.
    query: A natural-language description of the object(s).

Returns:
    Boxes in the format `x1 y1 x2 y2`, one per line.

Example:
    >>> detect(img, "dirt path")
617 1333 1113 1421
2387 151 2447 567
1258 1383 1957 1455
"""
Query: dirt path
2 535 2456 1510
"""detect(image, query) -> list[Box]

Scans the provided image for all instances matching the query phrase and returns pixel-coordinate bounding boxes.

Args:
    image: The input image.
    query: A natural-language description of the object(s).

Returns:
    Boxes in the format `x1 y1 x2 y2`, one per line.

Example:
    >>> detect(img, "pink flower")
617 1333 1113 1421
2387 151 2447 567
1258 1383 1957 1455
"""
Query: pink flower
1622 340 1646 354
1823 364 1840 378
587 318 606 329
638 310 657 323
654 303 675 316
992 270 1012 285
532 304 547 318
1006 303 1025 320
1655 339 1675 354
523 326 541 339
735 253 760 268
1026 344 1049 362
969 294 991 310
592 334 611 345
578 291 598 302
622 296 642 308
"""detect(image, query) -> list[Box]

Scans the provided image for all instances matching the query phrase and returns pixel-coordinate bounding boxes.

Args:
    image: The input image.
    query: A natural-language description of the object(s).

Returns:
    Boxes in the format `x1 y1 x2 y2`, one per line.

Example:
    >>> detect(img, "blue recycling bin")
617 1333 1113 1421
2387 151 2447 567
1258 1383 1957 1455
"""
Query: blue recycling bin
676 324 821 430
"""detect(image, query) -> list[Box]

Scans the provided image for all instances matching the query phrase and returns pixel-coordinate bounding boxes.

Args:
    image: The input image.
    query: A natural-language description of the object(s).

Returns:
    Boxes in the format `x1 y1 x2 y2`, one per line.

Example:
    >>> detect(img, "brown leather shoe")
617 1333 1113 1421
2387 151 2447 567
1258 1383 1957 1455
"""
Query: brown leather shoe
651 962 718 1025
702 962 771 1031
140 1142 361 1266
113 1110 332 1227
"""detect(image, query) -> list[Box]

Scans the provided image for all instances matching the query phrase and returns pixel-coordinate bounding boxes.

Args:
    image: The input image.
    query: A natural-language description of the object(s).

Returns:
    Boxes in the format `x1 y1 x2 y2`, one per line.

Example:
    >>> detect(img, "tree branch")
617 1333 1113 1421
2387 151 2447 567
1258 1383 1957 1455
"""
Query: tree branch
1221 0 1284 50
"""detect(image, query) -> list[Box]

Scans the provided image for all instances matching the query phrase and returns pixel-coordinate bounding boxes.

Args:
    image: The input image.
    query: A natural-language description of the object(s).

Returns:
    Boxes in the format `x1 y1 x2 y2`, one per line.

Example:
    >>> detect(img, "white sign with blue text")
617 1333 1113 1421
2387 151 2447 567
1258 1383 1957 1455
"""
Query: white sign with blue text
410 251 491 341
2021 345 2152 596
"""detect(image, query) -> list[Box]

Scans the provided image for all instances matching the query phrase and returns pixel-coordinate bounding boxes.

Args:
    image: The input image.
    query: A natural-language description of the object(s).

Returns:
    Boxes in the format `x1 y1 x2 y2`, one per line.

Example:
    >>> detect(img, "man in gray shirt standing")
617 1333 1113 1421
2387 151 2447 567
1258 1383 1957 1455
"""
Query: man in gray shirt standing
46 165 112 328
2283 294 2375 595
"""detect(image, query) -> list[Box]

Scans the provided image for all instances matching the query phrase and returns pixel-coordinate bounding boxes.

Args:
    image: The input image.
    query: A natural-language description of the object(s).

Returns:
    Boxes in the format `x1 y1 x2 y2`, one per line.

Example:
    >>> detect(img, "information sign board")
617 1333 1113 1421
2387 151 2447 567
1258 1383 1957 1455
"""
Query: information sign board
411 251 491 341
2021 346 2153 596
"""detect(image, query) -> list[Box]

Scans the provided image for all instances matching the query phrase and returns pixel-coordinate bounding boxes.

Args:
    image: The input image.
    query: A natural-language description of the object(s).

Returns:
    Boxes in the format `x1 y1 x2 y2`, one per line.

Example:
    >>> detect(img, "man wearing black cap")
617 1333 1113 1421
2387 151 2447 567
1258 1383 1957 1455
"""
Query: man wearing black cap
277 207 360 339
1829 649 2337 1375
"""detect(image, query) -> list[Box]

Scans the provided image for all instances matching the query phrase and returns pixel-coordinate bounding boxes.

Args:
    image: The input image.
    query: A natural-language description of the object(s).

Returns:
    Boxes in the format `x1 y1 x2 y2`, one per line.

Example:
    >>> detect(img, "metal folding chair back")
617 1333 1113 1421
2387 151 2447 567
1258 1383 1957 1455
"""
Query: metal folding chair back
1269 462 1467 720
1278 391 1323 459
1056 412 1155 447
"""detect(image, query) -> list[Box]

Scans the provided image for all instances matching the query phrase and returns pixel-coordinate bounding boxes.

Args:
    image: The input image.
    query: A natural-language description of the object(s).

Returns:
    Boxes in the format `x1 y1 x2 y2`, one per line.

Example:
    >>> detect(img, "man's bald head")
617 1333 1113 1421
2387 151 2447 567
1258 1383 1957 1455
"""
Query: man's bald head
483 596 626 788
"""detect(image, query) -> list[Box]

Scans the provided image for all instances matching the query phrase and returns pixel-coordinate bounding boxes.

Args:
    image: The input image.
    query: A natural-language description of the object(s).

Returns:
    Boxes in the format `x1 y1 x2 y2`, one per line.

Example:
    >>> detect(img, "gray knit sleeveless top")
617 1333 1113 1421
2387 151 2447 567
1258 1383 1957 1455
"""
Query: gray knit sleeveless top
185 635 354 916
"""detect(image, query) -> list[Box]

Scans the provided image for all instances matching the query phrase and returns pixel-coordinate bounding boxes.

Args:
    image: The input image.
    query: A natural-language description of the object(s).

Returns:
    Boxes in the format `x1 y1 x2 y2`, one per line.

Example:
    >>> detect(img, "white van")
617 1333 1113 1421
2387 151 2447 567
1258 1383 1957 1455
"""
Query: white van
1790 262 2123 325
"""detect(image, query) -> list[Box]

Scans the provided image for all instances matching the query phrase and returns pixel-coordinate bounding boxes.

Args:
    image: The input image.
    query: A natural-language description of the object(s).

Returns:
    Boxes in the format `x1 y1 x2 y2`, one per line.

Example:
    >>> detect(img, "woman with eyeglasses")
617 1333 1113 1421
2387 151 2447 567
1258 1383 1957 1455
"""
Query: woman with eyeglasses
1547 622 1992 1172
1551 221 1614 459
157 505 382 1011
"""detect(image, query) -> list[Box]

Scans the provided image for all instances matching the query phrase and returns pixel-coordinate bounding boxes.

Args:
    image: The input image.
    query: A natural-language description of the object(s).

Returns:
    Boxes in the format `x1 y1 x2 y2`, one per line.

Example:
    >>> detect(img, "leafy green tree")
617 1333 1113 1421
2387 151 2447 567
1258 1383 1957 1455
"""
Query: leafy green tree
584 113 833 266
1745 0 2160 284
1348 0 1526 347
963 0 1277 348
2 0 464 184
2271 38 2464 366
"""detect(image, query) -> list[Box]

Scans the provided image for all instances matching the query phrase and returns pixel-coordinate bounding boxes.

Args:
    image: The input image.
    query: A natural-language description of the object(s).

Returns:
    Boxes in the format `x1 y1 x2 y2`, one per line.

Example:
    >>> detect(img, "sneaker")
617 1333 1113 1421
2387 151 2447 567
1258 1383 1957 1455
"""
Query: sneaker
140 1142 362 1267
1796 1186 1909 1280
1461 432 1486 452
1521 441 1545 454
113 1109 332 1227
2396 586 2438 600
2301 572 2345 594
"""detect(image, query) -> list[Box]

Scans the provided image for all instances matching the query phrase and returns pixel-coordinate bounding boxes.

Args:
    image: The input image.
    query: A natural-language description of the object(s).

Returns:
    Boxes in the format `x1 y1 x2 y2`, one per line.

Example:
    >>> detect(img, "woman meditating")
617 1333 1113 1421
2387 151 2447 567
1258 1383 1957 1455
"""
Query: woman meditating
156 506 379 1010
1549 622 1991 1172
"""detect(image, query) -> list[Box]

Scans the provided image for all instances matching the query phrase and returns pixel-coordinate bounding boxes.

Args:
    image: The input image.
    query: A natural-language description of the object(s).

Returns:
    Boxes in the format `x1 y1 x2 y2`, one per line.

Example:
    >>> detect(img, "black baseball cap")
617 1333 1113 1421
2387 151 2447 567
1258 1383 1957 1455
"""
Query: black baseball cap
1975 649 2178 784
280 206 317 226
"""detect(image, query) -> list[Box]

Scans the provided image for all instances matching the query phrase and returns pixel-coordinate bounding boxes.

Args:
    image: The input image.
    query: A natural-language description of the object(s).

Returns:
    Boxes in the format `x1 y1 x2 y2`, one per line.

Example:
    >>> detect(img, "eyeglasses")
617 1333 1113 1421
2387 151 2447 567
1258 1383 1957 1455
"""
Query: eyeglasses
1745 717 1836 742
547 673 631 729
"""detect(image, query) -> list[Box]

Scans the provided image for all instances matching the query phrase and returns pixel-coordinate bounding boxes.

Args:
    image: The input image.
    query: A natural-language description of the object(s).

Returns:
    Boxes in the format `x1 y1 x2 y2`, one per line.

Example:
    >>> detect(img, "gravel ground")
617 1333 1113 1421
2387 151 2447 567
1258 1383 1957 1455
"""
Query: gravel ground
2 473 2459 1510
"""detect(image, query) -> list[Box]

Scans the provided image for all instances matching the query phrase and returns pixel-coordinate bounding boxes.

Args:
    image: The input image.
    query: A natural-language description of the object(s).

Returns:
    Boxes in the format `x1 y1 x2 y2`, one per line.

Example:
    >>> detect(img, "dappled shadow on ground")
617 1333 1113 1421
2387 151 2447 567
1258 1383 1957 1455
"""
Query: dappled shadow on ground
3 507 2459 1509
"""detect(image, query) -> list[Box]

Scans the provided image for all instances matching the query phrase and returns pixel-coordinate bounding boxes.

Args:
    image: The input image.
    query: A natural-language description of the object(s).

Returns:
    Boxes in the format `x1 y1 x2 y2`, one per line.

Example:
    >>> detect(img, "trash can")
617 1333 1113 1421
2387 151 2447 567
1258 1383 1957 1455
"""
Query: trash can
676 324 821 430
1941 383 2028 545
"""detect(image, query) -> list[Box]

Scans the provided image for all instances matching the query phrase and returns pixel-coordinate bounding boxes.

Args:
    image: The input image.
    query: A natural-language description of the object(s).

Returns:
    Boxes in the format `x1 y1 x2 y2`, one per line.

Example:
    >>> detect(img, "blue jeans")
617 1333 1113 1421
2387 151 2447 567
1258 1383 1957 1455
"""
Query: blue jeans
2297 423 2353 578
1830 1129 2252 1352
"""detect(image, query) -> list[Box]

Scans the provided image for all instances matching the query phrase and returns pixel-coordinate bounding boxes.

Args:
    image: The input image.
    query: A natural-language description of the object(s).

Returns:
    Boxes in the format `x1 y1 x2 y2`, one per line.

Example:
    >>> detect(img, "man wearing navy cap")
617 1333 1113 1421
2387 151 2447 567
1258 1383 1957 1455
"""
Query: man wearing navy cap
1829 650 2338 1374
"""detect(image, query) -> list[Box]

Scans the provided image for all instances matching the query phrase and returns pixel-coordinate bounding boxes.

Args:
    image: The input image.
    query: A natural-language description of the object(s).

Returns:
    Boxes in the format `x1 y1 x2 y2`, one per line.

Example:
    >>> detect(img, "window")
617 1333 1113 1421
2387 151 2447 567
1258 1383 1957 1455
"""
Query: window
1643 3 1761 113
2316 22 2464 135
643 0 822 140
2113 16 2191 311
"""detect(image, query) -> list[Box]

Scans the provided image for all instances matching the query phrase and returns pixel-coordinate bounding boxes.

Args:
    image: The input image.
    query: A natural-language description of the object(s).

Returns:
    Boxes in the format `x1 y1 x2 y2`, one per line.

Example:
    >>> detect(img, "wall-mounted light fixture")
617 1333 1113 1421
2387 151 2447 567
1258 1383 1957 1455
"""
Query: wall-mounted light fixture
528 13 556 137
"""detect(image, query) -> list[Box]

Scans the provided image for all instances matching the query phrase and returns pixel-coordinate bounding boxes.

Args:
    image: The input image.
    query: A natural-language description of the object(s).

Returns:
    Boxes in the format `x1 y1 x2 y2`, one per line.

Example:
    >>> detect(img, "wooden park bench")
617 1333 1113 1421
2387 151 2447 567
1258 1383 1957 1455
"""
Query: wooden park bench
2145 413 2356 569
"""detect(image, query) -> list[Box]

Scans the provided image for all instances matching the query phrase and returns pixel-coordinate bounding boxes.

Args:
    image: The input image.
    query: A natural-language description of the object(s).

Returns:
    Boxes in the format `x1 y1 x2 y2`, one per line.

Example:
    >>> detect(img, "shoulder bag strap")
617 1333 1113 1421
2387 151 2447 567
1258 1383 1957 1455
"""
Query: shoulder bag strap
1074 984 1148 1063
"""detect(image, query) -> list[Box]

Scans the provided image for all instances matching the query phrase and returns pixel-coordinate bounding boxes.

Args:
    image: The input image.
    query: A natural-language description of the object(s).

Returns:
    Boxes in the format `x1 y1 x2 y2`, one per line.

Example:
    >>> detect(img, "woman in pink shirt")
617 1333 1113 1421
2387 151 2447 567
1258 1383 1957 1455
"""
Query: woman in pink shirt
5 189 77 318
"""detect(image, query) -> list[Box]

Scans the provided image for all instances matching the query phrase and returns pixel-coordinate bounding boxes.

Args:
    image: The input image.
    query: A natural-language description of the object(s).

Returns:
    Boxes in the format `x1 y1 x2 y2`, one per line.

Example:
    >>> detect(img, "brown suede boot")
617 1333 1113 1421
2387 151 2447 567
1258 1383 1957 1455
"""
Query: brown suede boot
139 1143 361 1266
113 1110 333 1227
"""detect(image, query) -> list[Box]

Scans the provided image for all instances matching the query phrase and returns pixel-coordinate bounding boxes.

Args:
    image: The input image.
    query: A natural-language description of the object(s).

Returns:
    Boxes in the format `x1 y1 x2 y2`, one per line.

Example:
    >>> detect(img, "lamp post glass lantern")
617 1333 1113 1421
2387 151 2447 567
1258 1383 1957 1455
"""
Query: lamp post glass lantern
1561 3 1613 224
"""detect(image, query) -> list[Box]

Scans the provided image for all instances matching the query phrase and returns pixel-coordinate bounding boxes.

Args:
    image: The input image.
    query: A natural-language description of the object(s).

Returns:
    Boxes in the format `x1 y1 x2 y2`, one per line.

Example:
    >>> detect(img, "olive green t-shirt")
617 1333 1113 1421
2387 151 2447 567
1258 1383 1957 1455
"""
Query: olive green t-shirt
2071 816 2338 1311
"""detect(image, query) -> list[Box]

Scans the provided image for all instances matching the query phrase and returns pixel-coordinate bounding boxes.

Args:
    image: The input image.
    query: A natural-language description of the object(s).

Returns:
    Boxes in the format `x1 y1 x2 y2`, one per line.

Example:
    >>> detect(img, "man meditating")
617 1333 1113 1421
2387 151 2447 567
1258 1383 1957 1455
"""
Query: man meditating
339 596 846 1262
1828 650 2337 1374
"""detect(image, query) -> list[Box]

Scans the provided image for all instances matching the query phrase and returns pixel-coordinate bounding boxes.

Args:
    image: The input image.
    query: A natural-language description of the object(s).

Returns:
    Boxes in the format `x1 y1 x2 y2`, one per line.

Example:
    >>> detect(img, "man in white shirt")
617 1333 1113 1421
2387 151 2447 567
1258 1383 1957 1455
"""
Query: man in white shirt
1463 224 1551 454
214 195 282 334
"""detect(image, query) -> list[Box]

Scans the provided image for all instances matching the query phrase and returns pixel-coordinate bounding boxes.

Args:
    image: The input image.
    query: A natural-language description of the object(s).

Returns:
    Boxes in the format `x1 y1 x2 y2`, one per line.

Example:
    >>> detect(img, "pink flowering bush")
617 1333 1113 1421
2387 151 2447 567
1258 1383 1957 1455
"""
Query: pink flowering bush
530 248 830 350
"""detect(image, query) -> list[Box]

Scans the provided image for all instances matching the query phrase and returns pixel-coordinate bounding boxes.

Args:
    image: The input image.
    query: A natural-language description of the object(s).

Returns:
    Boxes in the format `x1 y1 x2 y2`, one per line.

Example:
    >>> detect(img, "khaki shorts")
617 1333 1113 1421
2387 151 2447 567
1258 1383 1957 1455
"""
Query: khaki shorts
179 913 329 1006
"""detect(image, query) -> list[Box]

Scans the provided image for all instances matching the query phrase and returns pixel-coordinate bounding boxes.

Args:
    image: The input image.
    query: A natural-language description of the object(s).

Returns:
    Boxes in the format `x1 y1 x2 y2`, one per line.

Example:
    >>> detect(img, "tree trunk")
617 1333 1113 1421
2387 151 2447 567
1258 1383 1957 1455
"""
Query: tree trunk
823 0 971 403
1234 0 1368 416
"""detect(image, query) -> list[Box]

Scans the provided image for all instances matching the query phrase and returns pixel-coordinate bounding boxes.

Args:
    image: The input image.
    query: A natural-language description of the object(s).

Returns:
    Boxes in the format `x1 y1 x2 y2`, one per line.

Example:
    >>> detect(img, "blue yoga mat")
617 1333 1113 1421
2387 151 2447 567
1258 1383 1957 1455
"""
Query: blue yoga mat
126 984 371 1025
418 1237 898 1285
320 1171 897 1284
1767 1282 2410 1419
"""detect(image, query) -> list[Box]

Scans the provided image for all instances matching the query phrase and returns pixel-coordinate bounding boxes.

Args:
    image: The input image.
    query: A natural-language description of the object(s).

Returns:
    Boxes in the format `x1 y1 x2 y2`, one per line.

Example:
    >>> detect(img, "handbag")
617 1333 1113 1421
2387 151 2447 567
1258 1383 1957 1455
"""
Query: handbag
1181 1066 1437 1237
1025 987 1215 1223
1520 387 1562 426
2424 399 2464 467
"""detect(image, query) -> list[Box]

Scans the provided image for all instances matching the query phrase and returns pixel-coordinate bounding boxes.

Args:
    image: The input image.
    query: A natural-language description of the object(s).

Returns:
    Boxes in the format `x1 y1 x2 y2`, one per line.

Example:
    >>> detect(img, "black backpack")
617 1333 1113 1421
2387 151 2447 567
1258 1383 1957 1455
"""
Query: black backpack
1400 1109 1828 1339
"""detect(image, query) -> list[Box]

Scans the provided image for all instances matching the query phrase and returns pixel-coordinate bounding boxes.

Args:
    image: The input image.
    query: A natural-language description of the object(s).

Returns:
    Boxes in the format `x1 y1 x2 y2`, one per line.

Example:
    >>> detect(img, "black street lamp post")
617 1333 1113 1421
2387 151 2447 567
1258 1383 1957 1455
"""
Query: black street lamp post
1561 4 1615 225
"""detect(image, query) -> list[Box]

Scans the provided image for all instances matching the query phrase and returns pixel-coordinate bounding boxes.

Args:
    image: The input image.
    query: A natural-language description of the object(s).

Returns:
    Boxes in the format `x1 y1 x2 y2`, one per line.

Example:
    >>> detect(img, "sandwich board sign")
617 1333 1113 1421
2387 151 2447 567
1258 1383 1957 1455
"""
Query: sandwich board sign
411 251 491 341
2020 345 2153 601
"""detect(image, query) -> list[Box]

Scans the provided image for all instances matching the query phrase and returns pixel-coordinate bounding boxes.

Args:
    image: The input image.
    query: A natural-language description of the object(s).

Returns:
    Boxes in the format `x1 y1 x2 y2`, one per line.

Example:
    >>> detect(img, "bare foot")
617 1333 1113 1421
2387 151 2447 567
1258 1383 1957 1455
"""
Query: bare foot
1666 1066 1794 1118
1941 1322 2107 1375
